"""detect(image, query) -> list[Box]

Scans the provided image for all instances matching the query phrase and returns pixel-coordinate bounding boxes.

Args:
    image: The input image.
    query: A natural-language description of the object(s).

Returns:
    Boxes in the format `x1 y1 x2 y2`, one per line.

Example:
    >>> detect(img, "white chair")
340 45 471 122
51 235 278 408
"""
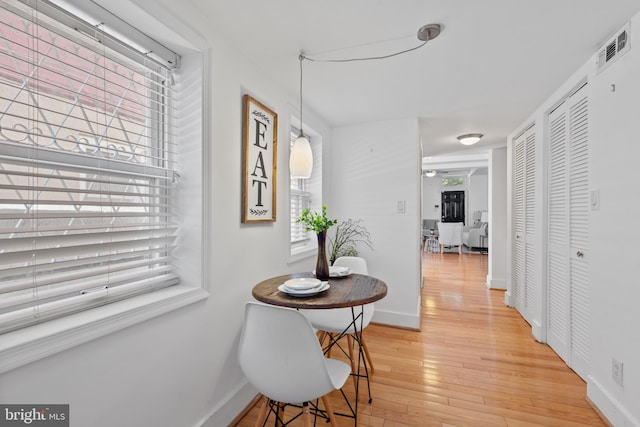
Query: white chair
238 302 350 427
301 256 376 402
437 222 463 254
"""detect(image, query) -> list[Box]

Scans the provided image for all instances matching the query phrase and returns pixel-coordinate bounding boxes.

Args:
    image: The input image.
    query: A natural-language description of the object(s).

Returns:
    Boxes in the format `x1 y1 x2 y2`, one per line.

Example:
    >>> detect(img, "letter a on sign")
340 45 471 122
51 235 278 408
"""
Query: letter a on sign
242 95 278 222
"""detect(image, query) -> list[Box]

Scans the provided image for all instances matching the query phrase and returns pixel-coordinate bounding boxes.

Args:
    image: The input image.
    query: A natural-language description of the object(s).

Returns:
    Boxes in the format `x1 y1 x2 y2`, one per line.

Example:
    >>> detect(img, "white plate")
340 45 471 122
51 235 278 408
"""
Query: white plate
312 267 352 277
282 277 322 290
278 282 330 297
330 266 351 277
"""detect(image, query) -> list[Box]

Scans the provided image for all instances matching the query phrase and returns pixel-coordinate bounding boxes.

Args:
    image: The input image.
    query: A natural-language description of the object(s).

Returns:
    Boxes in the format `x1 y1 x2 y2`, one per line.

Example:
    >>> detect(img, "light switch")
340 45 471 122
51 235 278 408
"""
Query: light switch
397 200 406 214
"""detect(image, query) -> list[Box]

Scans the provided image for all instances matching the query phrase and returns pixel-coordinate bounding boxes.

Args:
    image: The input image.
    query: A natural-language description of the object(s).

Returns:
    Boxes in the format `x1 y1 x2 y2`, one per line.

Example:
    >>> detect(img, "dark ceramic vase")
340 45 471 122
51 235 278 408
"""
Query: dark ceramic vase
315 230 330 280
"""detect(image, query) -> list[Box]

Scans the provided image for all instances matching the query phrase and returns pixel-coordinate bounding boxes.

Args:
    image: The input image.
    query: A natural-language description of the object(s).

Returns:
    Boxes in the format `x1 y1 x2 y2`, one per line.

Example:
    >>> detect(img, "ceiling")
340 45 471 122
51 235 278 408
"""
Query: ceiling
191 0 640 161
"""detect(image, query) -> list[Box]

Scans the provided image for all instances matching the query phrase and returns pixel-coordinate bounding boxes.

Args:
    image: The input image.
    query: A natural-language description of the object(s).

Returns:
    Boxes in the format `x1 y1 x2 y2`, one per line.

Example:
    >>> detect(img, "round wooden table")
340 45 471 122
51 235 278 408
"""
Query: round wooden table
251 272 387 309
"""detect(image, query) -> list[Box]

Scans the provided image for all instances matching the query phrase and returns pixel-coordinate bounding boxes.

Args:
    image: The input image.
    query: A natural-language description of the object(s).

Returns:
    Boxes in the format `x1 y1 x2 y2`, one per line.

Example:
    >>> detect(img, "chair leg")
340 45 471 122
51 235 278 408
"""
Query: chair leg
275 402 285 427
321 395 339 427
458 245 462 255
440 243 444 254
301 402 312 427
253 396 269 427
346 335 358 390
361 335 375 374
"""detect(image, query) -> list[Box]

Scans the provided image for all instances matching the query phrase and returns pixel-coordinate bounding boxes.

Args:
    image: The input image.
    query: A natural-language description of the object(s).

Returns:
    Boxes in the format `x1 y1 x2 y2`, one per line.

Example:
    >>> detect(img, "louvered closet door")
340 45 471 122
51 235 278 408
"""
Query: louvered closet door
513 126 536 325
568 87 590 379
545 84 590 380
547 101 570 363
524 130 537 323
513 133 527 315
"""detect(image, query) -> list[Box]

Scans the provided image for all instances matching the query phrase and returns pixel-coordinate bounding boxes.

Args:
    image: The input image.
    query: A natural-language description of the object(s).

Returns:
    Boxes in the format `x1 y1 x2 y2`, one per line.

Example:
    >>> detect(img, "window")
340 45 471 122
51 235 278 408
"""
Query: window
442 177 464 186
289 122 322 256
0 0 182 333
290 127 311 246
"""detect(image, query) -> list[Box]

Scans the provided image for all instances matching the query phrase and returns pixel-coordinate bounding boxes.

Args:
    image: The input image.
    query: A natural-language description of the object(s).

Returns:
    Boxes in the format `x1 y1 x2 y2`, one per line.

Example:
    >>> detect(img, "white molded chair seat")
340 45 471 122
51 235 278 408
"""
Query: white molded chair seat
238 302 350 426
301 256 376 401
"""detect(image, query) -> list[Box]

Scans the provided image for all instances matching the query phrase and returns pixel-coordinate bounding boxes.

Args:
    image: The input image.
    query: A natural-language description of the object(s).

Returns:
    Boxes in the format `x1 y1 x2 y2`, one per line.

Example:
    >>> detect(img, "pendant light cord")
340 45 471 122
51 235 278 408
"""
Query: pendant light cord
301 40 428 63
298 54 304 137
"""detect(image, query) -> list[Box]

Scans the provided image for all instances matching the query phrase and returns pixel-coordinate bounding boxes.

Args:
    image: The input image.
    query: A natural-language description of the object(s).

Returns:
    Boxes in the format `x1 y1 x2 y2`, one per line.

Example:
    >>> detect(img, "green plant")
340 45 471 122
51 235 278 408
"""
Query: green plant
296 205 337 234
328 218 373 264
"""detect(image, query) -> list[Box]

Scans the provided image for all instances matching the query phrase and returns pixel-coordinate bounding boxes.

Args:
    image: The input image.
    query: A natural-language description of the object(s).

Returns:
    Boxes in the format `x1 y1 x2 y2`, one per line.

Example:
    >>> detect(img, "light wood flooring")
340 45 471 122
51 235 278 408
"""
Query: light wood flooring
233 252 606 427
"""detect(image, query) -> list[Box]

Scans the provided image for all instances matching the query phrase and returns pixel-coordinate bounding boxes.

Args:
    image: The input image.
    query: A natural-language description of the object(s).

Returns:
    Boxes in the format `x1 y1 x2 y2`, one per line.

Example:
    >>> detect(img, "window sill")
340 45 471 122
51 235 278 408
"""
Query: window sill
0 285 208 374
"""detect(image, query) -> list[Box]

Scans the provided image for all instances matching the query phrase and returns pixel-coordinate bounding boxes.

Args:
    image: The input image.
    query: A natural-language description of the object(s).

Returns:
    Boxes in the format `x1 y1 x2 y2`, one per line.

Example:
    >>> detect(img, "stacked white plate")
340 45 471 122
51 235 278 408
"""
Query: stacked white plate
329 266 351 277
311 266 352 277
278 278 330 297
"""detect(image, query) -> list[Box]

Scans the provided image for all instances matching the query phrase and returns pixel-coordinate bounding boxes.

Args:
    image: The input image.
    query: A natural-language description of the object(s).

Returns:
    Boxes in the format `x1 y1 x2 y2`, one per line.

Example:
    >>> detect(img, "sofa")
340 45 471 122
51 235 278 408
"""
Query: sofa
462 222 488 249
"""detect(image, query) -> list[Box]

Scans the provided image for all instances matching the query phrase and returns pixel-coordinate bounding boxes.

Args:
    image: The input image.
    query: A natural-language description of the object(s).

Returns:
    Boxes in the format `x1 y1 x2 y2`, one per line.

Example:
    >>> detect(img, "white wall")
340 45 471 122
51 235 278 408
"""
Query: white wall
487 147 507 290
468 174 488 219
330 119 423 329
588 12 640 426
0 1 324 426
422 176 441 220
506 11 640 425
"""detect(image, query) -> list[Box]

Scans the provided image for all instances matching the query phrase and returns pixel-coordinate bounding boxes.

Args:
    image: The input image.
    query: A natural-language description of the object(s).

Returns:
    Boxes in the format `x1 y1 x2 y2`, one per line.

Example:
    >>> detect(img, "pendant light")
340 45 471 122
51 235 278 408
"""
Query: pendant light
289 23 443 178
289 54 313 179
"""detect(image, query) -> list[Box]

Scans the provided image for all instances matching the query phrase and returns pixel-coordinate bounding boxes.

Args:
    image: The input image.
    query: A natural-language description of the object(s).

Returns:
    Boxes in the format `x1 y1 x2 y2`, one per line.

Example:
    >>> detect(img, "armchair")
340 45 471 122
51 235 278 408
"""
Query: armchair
437 222 463 254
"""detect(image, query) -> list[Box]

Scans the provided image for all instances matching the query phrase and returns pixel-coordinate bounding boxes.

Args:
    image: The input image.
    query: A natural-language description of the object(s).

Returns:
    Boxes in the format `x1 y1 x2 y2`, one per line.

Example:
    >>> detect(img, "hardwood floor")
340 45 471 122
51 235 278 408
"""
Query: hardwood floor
233 252 606 426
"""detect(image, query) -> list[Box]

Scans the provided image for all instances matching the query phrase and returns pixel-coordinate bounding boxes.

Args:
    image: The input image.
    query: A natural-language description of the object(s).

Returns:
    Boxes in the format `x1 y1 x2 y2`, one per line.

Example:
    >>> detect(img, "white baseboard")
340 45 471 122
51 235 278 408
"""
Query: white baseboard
372 309 420 330
197 381 258 427
587 375 639 427
503 290 514 307
530 320 543 342
486 274 507 290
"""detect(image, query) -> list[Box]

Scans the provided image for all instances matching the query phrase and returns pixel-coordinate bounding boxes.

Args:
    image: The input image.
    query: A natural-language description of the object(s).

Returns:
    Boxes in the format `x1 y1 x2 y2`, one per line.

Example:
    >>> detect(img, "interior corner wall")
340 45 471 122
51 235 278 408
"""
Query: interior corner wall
329 118 422 329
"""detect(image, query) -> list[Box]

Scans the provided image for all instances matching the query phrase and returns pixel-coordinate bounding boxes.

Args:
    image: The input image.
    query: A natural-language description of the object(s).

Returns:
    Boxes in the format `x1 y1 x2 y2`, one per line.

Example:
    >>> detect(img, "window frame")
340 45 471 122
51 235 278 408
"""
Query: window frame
0 0 209 374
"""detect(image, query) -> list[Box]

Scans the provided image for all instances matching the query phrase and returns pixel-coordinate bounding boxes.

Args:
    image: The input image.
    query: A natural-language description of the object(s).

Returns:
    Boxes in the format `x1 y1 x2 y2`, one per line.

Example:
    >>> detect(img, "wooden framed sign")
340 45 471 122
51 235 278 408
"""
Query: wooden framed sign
242 94 278 223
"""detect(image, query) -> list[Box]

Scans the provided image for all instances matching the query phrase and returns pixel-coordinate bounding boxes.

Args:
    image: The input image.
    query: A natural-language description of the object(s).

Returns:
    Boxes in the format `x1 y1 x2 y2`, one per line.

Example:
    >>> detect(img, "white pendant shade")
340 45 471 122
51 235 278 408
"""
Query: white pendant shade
290 135 313 178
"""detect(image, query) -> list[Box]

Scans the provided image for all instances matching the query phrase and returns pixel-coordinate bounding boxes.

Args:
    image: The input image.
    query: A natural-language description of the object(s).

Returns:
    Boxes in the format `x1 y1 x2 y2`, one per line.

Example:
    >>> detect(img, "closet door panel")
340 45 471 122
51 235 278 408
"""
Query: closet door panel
524 131 537 322
546 102 570 362
513 134 527 316
568 90 590 378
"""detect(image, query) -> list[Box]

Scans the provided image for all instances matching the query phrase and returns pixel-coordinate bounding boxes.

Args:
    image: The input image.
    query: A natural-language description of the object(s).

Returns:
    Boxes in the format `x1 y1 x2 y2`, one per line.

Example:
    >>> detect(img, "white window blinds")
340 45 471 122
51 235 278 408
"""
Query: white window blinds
0 0 180 333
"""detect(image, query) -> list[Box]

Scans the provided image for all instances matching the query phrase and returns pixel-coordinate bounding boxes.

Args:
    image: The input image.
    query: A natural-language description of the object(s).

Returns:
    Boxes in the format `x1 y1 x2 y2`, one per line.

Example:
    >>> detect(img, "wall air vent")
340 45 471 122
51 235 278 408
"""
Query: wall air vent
597 23 630 74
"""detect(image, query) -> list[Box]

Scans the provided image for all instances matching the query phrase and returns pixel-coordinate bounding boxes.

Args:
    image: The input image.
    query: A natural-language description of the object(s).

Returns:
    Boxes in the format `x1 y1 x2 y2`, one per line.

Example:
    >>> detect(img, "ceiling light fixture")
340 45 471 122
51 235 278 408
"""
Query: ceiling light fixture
425 170 437 178
289 54 313 179
457 133 483 146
